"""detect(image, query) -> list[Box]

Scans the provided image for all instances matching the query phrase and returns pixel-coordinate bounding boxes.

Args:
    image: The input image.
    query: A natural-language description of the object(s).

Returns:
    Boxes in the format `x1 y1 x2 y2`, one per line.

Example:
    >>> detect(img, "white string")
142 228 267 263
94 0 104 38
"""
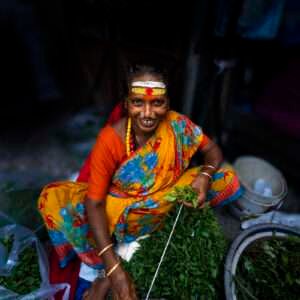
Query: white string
145 203 184 300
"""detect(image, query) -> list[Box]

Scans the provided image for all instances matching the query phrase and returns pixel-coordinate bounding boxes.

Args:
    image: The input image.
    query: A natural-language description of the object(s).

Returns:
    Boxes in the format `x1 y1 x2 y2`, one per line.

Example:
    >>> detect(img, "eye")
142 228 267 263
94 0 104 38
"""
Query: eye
152 99 165 107
130 99 143 106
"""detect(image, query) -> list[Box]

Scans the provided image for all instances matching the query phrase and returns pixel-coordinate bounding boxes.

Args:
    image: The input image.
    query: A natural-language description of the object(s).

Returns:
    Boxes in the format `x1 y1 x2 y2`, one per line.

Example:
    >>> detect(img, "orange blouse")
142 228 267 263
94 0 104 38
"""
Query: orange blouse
87 125 126 201
87 124 210 202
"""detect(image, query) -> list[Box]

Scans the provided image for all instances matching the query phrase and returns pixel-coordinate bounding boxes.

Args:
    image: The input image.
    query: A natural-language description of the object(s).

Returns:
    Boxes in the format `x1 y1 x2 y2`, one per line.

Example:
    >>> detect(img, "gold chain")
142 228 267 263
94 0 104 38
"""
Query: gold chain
125 117 132 157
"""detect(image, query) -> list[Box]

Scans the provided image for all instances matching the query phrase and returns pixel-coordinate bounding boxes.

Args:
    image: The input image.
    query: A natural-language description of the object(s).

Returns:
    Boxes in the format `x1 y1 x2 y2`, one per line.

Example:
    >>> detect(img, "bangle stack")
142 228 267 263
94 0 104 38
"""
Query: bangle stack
200 164 217 182
97 243 121 277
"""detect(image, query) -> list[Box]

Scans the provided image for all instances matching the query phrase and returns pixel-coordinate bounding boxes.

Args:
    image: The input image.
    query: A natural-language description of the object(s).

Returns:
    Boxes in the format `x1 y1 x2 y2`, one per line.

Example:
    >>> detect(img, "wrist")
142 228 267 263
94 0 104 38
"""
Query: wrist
107 263 126 282
102 248 120 270
106 261 121 277
201 164 216 175
97 243 114 257
202 164 217 171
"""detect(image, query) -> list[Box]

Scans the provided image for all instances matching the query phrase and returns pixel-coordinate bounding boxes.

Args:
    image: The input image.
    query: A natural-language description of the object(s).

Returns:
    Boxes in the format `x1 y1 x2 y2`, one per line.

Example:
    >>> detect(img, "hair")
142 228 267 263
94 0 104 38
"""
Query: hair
121 60 169 98
127 64 168 84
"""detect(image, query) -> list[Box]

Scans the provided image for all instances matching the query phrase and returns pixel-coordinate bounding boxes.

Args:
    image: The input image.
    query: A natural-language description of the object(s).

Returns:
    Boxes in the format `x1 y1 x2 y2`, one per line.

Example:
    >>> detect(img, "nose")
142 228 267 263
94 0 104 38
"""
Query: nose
143 102 152 118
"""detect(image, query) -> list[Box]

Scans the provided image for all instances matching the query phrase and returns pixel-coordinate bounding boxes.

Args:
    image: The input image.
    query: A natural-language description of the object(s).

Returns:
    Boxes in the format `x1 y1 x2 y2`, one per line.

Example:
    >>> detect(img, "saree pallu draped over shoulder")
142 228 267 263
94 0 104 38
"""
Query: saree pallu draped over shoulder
38 111 242 268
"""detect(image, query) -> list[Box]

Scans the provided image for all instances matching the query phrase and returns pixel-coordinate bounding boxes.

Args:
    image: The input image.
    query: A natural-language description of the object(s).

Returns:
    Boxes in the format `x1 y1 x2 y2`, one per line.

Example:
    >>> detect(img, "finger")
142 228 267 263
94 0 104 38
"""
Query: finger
182 201 194 208
130 284 138 300
198 202 206 209
179 200 192 207
112 292 119 300
123 294 133 300
198 192 206 202
197 193 206 207
132 293 138 300
82 291 89 300
119 286 131 300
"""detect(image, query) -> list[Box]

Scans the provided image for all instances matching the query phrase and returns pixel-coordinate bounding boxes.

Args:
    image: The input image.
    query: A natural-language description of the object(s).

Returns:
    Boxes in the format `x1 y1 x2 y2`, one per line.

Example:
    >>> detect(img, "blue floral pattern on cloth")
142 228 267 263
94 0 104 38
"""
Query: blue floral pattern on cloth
171 115 203 171
58 203 92 253
114 198 160 243
114 152 158 191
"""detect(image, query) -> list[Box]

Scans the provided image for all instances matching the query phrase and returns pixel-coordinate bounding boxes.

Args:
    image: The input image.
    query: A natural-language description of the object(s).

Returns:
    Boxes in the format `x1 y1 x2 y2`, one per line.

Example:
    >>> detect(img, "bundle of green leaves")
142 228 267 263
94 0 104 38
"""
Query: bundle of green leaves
0 236 41 295
235 236 300 300
123 204 228 299
164 185 199 208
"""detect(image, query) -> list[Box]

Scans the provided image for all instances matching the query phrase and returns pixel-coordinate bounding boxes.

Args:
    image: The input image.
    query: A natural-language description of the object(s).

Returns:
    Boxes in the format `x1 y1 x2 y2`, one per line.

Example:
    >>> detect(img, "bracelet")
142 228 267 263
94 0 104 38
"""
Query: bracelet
97 243 114 257
200 171 212 181
106 261 121 277
202 164 216 171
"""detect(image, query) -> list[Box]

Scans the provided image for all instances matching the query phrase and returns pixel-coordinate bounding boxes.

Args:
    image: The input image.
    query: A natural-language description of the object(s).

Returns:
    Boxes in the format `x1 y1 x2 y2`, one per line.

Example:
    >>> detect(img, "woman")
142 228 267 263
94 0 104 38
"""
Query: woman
38 65 242 299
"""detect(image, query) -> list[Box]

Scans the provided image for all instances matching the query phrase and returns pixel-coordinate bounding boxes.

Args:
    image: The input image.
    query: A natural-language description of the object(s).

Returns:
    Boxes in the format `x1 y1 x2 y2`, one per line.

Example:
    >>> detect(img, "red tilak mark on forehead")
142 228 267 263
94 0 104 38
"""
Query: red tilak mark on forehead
145 87 153 96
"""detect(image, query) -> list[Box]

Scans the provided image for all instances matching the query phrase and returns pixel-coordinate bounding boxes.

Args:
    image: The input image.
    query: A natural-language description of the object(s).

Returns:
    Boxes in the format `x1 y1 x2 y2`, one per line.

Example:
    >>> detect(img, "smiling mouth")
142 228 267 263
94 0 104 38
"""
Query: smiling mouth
139 118 156 128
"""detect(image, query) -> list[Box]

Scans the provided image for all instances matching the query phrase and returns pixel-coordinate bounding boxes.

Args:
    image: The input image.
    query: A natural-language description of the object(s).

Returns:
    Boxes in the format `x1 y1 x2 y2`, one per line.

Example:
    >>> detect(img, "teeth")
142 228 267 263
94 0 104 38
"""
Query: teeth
141 119 154 127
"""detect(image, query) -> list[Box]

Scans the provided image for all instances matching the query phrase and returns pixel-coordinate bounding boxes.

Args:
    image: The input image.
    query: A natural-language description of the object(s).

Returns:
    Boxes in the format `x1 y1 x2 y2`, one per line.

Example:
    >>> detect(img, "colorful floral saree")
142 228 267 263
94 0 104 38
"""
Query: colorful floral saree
38 111 242 269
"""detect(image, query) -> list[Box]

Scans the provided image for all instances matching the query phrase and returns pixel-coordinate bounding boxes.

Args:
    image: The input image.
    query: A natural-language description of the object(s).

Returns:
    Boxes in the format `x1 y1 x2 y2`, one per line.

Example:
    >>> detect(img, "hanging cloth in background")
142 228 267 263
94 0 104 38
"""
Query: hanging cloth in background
237 0 285 39
215 0 286 40
277 0 300 46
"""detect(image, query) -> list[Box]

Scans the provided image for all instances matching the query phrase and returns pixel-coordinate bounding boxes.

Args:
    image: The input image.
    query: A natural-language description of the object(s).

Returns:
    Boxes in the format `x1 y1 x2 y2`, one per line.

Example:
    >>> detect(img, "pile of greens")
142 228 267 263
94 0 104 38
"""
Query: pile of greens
235 236 300 300
123 204 228 299
0 236 41 295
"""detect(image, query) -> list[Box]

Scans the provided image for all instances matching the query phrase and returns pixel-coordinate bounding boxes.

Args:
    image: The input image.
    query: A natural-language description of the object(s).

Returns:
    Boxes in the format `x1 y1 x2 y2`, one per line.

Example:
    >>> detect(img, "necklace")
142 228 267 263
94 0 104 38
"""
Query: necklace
125 117 135 156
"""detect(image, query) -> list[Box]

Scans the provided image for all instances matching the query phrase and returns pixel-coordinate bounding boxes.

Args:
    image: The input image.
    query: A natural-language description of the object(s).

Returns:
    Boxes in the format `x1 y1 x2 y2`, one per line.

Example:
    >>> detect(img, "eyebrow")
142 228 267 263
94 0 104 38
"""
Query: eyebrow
129 97 166 102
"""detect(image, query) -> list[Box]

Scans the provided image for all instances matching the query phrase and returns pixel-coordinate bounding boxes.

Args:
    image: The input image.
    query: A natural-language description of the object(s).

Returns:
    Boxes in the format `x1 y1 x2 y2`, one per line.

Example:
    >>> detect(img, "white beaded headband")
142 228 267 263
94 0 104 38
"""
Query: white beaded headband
131 81 166 88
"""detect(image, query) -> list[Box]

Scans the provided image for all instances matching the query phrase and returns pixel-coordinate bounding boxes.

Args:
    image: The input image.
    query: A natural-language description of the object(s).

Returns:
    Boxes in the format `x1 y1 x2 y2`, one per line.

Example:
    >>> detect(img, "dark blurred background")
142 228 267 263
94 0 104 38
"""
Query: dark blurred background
1 0 300 185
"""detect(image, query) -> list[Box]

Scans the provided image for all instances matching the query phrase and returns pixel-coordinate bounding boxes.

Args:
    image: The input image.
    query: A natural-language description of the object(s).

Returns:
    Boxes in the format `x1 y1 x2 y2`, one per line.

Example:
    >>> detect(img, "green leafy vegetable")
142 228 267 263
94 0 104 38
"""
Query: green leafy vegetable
123 205 228 299
0 236 41 295
165 185 199 208
235 235 300 300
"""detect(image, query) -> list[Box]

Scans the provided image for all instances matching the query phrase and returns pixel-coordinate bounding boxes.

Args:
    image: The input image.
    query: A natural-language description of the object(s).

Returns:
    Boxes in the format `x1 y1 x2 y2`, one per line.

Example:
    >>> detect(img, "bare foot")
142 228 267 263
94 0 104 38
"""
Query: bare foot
83 277 111 300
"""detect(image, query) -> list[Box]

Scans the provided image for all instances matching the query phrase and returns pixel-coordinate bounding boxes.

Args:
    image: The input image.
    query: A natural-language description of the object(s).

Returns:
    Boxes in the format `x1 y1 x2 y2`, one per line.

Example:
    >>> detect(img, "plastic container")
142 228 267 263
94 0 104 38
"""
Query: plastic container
229 156 288 219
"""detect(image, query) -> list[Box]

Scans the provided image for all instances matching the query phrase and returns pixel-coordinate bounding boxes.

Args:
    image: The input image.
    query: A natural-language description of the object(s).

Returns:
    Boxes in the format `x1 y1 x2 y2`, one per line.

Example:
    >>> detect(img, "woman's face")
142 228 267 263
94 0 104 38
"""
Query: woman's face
126 73 169 135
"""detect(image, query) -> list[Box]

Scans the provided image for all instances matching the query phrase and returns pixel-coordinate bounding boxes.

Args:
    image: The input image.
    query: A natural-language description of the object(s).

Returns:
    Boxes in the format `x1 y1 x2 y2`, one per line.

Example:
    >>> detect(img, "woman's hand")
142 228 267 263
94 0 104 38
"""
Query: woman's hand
109 266 138 300
186 174 211 208
83 277 111 300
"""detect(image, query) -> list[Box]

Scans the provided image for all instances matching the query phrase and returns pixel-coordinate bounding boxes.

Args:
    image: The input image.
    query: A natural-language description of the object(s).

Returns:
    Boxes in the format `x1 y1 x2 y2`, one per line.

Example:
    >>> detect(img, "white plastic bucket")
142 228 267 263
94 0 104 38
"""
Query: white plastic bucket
230 156 288 218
